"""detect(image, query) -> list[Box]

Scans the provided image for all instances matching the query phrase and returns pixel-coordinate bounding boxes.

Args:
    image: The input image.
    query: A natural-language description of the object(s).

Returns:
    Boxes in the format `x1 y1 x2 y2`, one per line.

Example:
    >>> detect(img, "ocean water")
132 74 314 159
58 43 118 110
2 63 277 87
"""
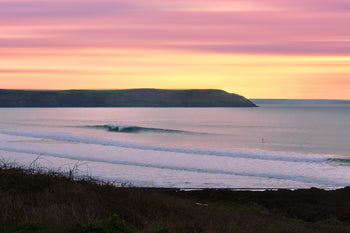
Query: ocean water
0 105 349 189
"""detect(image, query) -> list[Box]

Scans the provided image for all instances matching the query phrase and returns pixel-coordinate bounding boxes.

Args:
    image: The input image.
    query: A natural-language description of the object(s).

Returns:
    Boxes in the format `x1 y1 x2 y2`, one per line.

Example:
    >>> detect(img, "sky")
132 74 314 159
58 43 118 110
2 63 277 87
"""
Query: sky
1 0 350 99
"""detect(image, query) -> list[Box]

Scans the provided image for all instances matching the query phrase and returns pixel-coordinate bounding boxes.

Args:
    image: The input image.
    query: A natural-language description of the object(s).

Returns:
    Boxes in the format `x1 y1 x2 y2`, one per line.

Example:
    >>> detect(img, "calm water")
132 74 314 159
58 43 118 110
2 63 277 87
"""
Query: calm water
0 105 349 189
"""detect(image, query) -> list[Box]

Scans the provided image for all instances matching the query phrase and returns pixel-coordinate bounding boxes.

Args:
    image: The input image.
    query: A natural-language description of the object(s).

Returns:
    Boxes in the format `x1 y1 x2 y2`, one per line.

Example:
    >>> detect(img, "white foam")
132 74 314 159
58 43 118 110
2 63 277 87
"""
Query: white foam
0 129 334 163
0 150 325 189
1 130 349 189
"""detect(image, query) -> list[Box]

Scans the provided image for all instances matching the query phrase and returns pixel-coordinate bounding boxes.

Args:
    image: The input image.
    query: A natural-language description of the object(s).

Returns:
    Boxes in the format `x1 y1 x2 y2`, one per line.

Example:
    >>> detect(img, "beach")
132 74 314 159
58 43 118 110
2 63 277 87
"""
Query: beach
1 106 350 232
0 106 350 189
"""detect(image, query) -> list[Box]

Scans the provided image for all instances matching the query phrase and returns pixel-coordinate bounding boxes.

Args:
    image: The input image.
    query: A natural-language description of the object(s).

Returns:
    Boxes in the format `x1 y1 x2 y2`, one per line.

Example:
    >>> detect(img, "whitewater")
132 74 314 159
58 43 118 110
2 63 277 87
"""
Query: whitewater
0 106 349 189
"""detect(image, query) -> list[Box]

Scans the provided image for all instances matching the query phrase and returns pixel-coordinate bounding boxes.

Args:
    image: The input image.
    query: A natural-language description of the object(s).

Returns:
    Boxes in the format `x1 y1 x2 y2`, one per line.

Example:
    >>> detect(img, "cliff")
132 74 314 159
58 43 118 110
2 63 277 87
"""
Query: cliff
0 89 256 107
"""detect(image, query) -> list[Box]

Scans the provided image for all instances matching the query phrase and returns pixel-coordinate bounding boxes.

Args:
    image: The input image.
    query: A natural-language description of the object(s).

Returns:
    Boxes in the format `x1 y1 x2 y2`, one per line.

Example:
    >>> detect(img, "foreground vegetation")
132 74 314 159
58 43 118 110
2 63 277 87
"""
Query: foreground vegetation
1 165 350 233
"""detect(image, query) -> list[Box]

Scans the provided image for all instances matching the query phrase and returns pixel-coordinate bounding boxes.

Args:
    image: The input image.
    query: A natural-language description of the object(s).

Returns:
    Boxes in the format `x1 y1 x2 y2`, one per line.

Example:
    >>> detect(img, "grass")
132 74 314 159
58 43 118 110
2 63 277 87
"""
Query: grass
1 163 350 233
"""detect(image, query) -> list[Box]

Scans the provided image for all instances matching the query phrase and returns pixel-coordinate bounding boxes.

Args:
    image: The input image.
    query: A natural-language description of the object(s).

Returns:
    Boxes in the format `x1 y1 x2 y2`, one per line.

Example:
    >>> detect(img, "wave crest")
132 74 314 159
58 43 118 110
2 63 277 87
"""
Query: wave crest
88 124 197 134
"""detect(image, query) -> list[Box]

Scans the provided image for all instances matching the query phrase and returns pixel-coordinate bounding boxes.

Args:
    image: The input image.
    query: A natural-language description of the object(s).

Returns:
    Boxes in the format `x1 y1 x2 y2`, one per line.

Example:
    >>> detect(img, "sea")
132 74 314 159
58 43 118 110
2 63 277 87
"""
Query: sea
0 105 349 190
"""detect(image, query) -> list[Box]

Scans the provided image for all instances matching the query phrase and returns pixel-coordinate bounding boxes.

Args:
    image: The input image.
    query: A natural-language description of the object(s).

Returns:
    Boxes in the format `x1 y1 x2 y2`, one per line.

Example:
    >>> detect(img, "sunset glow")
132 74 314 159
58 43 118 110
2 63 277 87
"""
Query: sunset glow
1 0 350 99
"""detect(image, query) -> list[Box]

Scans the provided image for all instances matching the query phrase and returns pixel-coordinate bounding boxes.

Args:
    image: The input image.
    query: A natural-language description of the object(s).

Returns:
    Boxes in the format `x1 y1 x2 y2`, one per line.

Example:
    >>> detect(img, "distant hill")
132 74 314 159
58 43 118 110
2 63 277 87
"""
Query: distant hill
251 99 350 105
0 89 257 107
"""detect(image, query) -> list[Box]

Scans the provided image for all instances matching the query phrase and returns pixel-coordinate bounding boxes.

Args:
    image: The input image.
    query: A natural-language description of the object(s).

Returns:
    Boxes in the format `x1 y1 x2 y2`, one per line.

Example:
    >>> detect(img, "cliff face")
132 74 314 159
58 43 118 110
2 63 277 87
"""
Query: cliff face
0 89 257 107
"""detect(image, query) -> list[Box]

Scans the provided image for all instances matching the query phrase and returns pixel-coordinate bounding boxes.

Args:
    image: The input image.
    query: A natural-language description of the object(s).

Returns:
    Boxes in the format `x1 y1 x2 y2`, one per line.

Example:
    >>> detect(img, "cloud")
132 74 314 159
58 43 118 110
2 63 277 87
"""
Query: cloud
0 0 131 18
0 68 116 75
170 41 350 56
0 0 349 56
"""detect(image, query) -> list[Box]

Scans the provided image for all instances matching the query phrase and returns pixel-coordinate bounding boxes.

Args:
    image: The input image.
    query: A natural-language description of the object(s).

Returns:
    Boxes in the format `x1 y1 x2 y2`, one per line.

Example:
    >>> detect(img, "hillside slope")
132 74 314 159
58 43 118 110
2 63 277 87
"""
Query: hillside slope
0 89 256 107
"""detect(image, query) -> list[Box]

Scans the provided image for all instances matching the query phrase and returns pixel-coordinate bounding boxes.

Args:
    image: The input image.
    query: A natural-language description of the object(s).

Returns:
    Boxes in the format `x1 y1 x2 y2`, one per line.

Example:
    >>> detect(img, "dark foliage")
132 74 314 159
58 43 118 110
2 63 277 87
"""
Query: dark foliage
1 166 350 233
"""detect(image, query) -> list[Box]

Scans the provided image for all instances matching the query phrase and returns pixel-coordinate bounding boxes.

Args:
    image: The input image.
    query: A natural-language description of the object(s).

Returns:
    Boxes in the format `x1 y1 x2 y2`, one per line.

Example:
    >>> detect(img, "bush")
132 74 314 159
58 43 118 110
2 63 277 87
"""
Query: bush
69 214 130 233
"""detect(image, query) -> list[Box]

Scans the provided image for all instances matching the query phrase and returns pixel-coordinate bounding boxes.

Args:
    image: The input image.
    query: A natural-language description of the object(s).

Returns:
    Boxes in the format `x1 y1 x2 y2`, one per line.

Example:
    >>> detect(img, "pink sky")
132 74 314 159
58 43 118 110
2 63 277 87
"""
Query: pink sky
1 0 350 99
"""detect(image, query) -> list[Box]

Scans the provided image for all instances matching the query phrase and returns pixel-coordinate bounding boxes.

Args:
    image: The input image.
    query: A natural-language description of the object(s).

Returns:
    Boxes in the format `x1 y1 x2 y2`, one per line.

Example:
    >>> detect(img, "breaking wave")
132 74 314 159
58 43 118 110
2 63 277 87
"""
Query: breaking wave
86 124 205 134
1 129 349 189
0 129 336 163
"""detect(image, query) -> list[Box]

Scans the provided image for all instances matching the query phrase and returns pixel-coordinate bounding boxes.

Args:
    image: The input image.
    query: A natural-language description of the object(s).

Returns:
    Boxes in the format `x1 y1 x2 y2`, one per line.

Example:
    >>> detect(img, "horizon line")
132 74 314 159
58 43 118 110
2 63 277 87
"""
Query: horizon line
1 88 350 101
